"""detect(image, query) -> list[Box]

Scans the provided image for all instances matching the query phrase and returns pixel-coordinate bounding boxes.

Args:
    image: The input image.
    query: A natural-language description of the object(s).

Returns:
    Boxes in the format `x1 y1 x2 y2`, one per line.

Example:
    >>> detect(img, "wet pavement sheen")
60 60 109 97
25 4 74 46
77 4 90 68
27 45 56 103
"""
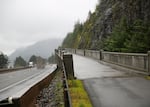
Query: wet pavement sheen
73 54 150 107
0 65 57 101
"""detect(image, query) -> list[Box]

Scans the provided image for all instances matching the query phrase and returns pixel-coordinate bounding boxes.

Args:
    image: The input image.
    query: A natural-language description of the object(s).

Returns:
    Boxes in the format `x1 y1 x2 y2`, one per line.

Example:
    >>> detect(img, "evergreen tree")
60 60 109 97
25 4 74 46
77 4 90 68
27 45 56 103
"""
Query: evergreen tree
14 56 27 67
124 20 150 53
104 17 130 52
0 53 8 68
29 55 37 64
62 21 83 48
103 18 150 53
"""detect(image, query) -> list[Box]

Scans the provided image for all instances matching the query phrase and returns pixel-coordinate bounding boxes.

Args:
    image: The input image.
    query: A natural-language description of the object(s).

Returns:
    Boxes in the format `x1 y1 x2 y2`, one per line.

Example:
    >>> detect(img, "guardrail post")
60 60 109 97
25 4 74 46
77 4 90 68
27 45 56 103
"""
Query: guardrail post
148 51 150 73
63 54 75 79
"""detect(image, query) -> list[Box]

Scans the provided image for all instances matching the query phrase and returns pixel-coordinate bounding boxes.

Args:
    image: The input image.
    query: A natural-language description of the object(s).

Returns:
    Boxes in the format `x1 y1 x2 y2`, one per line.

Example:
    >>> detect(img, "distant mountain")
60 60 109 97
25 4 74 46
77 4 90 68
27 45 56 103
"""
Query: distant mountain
9 38 62 62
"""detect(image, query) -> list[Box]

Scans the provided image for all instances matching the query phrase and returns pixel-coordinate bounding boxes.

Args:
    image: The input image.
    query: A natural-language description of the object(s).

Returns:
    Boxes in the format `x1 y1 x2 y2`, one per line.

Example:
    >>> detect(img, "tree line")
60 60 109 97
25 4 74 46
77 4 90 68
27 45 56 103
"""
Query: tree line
0 53 55 69
0 53 8 69
62 16 150 53
103 18 150 53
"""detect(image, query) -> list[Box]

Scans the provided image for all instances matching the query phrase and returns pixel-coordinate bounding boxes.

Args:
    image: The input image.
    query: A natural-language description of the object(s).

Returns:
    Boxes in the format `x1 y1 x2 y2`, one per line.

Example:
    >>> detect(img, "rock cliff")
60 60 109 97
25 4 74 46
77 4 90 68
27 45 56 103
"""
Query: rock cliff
62 0 150 50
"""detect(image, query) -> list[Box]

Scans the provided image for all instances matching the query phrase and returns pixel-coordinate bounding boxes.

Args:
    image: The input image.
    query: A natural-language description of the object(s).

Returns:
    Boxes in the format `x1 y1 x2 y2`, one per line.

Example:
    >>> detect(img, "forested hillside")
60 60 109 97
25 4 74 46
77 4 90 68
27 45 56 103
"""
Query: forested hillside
62 0 150 53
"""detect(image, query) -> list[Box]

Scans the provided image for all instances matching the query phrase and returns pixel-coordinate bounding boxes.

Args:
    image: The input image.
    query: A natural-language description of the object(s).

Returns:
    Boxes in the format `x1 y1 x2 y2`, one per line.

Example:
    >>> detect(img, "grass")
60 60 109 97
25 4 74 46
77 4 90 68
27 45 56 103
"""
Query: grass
68 80 92 107
145 76 150 80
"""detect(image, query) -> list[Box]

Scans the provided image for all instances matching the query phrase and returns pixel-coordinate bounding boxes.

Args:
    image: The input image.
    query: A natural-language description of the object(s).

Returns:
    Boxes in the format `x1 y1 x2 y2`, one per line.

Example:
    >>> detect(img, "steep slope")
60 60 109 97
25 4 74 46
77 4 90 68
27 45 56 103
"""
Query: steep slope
9 38 62 62
62 0 150 52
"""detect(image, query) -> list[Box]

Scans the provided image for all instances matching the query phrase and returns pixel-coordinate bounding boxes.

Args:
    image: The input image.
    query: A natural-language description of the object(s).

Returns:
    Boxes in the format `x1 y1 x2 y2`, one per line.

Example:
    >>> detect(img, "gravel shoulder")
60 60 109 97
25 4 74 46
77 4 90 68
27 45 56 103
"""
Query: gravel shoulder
35 70 64 107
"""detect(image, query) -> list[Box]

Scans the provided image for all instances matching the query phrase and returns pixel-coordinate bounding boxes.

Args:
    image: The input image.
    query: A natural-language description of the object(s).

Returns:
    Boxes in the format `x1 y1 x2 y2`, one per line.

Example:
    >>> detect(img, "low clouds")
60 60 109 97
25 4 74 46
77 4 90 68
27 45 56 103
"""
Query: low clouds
0 0 98 55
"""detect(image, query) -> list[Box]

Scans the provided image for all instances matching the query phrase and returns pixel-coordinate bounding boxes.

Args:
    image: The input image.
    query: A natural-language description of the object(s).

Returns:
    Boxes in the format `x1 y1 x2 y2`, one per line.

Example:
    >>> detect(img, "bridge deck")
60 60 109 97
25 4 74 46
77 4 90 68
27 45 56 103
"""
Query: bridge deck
73 54 127 79
73 54 150 107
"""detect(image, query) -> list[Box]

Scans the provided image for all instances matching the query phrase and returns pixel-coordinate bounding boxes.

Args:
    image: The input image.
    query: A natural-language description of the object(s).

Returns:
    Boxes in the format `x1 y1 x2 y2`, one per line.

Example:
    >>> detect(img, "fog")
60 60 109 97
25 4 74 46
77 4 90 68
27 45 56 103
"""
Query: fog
0 0 98 55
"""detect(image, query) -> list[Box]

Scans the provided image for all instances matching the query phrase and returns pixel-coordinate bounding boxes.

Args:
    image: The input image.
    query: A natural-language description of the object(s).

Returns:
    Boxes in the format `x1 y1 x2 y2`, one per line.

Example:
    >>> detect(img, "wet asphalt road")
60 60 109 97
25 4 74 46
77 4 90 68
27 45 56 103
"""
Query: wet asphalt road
0 66 50 90
73 54 150 107
0 65 56 101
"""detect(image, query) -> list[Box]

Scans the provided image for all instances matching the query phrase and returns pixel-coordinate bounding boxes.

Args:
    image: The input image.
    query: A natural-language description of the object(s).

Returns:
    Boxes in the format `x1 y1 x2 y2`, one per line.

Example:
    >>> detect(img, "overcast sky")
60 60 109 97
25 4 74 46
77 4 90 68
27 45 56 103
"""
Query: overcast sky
0 0 98 55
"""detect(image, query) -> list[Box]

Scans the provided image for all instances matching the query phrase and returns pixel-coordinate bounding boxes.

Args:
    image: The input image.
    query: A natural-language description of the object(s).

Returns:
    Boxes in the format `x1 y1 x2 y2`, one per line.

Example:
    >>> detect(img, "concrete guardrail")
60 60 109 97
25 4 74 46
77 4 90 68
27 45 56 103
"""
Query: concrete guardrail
65 48 150 73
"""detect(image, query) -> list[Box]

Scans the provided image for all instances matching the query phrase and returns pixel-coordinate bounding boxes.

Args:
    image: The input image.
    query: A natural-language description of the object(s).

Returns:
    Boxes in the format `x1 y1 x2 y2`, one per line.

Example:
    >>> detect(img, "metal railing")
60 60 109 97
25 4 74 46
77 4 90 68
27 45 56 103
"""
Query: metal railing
55 49 72 107
62 63 72 107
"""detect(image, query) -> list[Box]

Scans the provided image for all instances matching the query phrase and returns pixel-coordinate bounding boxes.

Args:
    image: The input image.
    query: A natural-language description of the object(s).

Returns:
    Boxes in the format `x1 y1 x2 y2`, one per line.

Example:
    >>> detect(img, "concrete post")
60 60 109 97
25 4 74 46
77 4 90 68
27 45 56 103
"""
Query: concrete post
55 49 62 69
84 49 86 56
148 51 150 73
100 50 103 60
63 54 75 79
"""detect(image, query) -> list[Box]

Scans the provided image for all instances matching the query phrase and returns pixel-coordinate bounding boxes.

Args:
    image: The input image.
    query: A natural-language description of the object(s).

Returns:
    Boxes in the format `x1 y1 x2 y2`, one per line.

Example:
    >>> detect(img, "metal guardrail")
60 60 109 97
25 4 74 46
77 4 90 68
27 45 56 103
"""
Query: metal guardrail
62 63 72 107
55 49 72 107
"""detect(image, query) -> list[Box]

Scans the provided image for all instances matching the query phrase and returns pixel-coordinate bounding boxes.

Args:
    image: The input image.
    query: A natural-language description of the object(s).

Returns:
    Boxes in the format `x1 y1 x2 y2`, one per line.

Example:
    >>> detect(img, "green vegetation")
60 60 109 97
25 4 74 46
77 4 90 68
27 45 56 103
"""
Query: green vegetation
28 55 47 68
29 55 37 64
0 53 8 68
68 80 92 107
62 0 150 53
104 18 150 53
14 56 27 67
62 10 98 49
146 76 150 80
62 21 83 48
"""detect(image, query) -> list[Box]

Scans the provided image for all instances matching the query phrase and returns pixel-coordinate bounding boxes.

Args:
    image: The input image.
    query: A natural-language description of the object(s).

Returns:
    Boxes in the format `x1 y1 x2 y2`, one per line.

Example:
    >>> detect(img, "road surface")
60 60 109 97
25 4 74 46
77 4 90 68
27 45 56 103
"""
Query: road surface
73 54 150 107
0 64 57 101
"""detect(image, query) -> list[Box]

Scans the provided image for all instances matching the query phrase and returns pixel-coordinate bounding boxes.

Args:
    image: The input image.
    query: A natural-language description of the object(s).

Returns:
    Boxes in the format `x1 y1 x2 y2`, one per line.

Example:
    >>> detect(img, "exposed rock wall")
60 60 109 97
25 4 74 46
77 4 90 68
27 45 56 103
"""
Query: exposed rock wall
88 0 150 49
62 0 150 50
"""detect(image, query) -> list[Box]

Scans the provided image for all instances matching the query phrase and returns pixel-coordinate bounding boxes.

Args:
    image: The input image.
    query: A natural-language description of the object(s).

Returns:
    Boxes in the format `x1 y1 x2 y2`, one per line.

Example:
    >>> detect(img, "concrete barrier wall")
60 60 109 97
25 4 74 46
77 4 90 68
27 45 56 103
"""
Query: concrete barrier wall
85 50 100 60
75 49 85 56
67 48 76 54
102 52 148 72
65 48 149 72
0 67 31 74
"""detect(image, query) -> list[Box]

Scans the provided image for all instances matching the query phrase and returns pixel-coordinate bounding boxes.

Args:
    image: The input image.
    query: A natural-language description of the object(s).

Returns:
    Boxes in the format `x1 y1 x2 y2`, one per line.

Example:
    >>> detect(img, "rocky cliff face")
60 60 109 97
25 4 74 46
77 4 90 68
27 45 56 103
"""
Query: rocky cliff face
62 0 150 50
89 0 150 49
